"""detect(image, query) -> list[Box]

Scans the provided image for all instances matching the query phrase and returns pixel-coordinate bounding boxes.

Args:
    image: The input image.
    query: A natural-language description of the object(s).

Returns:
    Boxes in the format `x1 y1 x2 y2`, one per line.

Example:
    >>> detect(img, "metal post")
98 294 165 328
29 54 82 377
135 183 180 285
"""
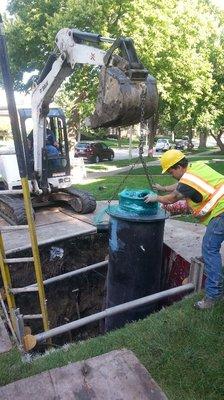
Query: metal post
189 257 204 292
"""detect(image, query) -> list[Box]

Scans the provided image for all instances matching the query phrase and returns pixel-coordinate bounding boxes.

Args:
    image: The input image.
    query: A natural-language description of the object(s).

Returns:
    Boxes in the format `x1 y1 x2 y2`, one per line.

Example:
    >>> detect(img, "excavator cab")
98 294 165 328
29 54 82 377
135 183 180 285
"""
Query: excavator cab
87 37 158 129
18 108 71 180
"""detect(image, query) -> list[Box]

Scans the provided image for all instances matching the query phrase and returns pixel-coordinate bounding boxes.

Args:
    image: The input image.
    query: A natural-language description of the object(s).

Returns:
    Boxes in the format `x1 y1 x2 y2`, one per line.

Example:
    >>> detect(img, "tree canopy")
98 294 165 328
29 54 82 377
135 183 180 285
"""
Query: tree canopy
2 0 224 149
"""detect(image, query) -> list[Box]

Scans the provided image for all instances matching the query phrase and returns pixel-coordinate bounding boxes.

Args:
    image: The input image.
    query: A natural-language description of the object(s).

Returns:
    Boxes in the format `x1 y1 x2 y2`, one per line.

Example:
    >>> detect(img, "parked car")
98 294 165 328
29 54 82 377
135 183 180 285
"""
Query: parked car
175 138 194 150
74 141 114 163
155 138 171 152
175 139 187 150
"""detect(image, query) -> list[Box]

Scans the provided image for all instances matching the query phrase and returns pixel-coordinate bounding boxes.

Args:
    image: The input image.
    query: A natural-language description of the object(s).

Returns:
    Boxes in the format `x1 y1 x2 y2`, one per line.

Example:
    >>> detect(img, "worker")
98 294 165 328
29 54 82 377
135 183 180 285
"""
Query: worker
45 128 59 154
27 128 60 170
144 149 224 310
27 128 59 151
46 128 59 149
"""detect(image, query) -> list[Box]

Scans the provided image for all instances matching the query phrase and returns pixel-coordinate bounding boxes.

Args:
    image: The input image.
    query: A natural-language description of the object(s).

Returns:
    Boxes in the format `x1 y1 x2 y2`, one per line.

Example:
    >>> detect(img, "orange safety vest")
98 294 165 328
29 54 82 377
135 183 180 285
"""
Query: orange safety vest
179 161 224 225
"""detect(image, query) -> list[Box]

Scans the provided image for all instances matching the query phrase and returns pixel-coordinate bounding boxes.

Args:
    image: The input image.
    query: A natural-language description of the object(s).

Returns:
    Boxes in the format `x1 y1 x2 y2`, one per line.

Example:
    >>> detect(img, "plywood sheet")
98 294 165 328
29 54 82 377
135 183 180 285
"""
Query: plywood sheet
1 208 96 255
0 349 167 399
61 200 117 227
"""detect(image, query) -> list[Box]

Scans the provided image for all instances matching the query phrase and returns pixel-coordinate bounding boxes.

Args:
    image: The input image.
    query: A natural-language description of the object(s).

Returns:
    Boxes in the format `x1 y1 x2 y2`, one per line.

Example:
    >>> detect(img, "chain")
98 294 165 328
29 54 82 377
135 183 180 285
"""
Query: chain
108 84 156 209
138 85 155 190
108 158 139 208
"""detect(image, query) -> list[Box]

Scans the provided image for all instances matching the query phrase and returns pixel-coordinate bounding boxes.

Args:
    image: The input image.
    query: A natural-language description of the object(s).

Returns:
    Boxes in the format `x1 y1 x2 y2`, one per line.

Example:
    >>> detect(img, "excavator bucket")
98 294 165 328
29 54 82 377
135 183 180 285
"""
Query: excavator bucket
87 66 158 129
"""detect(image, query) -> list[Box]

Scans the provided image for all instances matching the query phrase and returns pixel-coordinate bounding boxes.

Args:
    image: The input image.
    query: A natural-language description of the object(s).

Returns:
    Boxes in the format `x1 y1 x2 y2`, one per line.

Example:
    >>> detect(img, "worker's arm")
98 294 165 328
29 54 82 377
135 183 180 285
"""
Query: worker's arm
152 183 178 192
144 189 184 205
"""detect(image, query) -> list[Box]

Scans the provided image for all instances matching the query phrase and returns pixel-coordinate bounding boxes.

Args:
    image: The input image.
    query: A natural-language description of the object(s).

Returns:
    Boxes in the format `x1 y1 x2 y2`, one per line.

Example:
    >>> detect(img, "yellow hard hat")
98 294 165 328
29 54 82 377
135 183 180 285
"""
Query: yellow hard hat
160 149 185 173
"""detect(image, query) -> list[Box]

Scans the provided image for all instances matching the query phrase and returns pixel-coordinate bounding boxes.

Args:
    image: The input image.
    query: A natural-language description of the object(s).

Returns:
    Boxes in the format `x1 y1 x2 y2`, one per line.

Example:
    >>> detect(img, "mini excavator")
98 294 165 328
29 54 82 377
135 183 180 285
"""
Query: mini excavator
0 27 158 224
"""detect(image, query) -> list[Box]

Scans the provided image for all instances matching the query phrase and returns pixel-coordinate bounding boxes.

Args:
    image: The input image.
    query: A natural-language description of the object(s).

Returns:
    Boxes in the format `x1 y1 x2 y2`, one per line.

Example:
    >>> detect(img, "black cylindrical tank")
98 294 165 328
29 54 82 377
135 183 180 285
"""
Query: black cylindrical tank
105 189 167 331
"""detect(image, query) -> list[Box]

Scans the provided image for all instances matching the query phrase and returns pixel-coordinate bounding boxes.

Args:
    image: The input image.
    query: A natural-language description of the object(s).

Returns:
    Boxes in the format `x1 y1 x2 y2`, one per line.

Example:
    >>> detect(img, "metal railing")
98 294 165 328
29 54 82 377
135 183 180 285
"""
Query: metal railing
22 257 203 350
23 283 195 350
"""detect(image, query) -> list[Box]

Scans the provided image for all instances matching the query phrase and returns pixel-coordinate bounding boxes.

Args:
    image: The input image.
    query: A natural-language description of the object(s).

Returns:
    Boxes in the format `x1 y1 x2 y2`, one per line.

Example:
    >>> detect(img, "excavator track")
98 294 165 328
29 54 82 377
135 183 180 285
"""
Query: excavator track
65 188 96 214
0 195 29 225
50 188 97 214
0 188 96 225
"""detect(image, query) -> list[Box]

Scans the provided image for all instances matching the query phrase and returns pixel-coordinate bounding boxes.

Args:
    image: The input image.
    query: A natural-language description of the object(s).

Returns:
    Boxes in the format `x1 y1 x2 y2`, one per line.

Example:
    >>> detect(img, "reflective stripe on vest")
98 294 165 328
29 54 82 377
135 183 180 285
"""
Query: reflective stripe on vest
195 184 224 217
181 172 215 194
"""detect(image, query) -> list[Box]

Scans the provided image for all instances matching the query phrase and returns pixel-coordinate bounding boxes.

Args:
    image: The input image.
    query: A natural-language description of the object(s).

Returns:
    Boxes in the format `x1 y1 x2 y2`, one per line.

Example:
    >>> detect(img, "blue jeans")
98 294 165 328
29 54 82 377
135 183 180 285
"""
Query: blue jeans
202 213 224 299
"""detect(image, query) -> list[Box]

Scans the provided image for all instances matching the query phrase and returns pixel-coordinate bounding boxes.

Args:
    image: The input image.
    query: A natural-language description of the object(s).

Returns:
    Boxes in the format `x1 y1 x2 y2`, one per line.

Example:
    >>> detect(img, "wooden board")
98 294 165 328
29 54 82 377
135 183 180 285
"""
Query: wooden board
1 207 96 255
0 349 167 399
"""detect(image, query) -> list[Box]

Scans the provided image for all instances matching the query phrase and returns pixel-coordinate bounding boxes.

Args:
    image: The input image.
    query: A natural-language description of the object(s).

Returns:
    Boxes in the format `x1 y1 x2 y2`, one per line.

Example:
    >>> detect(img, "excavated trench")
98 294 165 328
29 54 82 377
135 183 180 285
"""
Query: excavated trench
1 231 191 351
3 232 109 348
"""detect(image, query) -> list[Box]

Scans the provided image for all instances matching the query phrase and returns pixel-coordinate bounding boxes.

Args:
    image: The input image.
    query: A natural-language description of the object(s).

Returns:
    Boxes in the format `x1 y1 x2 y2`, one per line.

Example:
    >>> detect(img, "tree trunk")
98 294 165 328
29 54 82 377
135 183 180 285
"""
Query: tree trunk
199 129 207 148
117 127 122 148
77 126 81 142
211 130 224 153
128 126 134 159
147 109 159 153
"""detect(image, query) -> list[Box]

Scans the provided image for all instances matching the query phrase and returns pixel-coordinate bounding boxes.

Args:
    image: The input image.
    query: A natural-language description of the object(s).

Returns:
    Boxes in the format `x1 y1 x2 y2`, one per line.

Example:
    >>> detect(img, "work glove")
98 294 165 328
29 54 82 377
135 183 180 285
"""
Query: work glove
144 193 158 203
152 183 164 191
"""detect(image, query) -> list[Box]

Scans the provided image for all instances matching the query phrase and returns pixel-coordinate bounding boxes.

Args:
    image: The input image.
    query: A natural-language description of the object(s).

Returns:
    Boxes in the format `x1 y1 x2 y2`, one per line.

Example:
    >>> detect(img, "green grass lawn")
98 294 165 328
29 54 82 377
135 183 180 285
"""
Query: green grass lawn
78 160 224 202
76 174 175 200
189 146 218 154
86 157 141 170
102 138 139 148
85 157 147 171
86 165 108 172
83 158 224 188
1 294 224 399
124 164 163 175
103 156 153 168
126 160 224 176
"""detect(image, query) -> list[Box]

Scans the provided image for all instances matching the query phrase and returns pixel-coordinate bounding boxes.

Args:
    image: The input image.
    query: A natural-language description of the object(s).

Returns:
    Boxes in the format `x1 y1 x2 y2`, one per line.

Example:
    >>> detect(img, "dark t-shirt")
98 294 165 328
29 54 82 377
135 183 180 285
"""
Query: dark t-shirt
27 129 56 147
46 129 56 145
176 182 203 203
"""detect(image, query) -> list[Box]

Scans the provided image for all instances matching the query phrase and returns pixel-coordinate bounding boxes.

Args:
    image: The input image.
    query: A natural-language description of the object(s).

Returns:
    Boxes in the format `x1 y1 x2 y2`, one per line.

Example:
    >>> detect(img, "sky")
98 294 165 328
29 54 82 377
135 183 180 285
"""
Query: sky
212 0 224 8
0 0 7 14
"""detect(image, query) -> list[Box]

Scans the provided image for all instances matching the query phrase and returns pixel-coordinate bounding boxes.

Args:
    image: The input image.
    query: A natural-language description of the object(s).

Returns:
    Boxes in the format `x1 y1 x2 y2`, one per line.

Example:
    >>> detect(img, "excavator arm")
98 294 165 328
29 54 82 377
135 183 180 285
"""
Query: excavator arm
32 28 158 181
32 28 107 177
